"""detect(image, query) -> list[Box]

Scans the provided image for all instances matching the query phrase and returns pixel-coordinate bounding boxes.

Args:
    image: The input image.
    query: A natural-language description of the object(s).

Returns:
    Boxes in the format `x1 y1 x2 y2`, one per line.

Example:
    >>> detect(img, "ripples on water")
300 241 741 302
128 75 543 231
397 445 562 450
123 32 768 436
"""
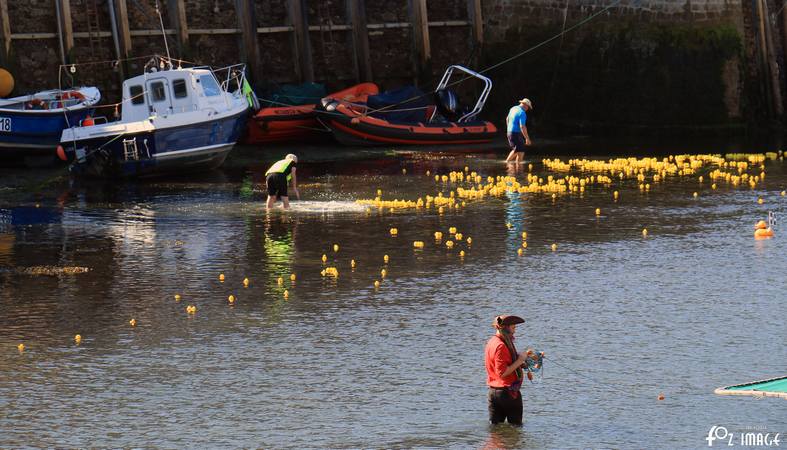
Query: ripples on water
0 146 785 448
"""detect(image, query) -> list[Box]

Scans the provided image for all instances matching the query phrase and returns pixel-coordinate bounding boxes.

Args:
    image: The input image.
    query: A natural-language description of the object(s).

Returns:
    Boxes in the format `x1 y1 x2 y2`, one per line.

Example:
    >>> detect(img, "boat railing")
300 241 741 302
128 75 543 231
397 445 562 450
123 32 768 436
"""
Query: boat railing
213 63 248 96
429 65 492 123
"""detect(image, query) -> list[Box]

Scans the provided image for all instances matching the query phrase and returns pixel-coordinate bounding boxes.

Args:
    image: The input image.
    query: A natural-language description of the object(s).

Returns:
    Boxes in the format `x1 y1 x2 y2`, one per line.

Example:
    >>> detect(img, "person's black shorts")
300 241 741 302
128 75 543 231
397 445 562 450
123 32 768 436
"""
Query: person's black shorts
266 172 288 198
507 133 526 152
488 388 523 425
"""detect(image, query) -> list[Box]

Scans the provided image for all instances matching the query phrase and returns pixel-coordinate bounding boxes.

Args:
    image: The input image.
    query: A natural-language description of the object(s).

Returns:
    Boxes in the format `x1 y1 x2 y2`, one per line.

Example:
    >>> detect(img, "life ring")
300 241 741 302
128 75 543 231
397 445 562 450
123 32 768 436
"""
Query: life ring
61 90 85 101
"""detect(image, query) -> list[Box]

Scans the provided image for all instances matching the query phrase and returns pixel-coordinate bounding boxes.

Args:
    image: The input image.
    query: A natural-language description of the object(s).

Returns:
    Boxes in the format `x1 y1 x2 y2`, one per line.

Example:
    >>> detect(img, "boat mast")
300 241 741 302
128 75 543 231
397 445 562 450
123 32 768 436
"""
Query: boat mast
154 0 171 66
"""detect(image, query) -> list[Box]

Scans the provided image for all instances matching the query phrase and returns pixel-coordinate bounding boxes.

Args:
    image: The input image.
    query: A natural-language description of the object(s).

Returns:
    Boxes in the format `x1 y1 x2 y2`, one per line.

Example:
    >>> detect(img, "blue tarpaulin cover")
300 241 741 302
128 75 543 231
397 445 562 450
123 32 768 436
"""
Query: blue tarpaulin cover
367 86 430 123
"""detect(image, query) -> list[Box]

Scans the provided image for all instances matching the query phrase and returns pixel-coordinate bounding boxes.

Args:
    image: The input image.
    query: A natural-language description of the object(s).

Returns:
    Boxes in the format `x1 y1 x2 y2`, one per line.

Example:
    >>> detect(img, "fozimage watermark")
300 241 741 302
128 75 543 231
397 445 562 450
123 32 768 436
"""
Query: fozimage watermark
706 425 781 447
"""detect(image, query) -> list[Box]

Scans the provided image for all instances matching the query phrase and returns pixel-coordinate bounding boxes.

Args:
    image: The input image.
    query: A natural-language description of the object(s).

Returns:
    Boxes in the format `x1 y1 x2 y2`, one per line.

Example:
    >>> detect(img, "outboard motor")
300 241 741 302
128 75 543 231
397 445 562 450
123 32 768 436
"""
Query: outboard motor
434 88 462 122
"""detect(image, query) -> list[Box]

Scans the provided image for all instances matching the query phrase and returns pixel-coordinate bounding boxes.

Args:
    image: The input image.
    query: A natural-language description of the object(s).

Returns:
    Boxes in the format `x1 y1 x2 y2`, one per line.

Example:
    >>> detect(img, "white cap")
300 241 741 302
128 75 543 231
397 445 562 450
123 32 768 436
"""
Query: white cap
285 153 298 163
519 98 533 109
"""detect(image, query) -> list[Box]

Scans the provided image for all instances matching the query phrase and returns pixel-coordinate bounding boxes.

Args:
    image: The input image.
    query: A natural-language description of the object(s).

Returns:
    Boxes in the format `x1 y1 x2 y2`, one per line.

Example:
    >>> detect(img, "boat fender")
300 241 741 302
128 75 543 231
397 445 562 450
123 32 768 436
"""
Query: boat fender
82 115 94 126
56 145 67 161
321 98 339 112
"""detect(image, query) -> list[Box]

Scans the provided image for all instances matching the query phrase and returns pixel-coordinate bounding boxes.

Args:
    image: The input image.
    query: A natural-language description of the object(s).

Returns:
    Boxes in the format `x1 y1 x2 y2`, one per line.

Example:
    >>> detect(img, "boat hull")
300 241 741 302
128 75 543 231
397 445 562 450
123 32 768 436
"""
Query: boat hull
244 82 379 145
0 108 94 163
315 101 497 147
65 110 248 178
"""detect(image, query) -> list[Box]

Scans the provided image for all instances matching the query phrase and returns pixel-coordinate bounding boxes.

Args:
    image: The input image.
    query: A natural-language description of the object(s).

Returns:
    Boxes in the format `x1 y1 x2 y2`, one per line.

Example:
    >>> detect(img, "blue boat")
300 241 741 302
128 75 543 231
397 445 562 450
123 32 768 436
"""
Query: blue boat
60 57 252 177
0 87 100 163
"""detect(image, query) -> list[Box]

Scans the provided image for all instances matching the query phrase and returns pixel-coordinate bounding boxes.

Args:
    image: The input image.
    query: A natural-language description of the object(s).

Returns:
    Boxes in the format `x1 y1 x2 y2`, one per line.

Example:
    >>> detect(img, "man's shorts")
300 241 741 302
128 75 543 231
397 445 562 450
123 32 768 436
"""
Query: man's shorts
507 133 526 152
266 172 288 198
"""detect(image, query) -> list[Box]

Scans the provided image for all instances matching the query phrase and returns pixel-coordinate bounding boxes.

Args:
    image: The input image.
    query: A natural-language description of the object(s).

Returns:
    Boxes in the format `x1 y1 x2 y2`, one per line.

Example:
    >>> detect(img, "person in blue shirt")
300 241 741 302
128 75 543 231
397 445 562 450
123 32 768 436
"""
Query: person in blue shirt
505 98 533 164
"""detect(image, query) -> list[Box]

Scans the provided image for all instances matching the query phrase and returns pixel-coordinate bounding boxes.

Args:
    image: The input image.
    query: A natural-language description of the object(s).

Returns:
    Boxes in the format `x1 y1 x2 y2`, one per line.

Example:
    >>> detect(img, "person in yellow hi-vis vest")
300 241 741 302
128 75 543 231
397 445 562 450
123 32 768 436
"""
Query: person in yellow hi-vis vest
265 154 300 209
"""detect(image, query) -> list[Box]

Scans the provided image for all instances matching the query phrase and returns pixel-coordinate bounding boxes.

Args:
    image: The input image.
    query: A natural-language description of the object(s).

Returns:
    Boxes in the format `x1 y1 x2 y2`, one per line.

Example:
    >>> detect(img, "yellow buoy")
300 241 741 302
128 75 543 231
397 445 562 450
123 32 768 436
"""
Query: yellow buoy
351 259 357 268
228 294 236 304
374 280 380 289
455 232 463 241
781 190 785 196
129 318 137 327
434 231 443 240
186 305 197 314
522 242 528 248
551 243 557 252
711 183 717 189
402 168 407 174
243 278 249 287
438 206 445 214
290 273 296 282
693 192 698 198
381 269 387 278
333 244 339 252
459 250 465 257
517 248 523 256
642 228 648 237
389 228 398 236
377 189 382 196
17 343 24 353
449 226 457 234
757 197 764 204
74 334 82 344
413 241 424 248
383 254 389 263
277 276 284 285
445 240 454 248
219 273 225 282
466 237 472 245
506 222 513 229
613 191 619 200
0 68 14 98
283 290 289 299
521 231 527 240
322 254 328 263
426 170 430 176
595 208 601 216
174 294 181 302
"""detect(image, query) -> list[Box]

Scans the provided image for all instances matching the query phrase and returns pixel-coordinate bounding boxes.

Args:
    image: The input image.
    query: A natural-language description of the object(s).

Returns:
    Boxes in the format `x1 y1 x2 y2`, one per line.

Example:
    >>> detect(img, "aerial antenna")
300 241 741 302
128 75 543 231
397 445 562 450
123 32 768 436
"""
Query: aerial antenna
154 0 171 67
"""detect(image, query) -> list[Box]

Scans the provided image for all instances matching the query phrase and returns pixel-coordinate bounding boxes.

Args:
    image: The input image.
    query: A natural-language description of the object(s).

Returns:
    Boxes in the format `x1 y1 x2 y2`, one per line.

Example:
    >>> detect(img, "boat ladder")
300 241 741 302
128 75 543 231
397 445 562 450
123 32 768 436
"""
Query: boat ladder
123 138 140 161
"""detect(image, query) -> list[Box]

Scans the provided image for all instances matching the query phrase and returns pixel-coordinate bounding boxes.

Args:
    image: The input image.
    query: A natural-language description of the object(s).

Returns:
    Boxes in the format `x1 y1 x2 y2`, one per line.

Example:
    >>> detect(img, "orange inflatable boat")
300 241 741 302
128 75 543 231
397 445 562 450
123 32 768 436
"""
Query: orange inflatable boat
245 82 379 144
315 65 497 147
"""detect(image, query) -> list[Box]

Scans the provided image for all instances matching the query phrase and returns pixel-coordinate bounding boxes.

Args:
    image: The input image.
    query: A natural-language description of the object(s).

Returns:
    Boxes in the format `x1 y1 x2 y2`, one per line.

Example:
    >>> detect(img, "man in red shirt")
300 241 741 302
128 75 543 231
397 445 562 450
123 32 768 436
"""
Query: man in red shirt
485 315 530 425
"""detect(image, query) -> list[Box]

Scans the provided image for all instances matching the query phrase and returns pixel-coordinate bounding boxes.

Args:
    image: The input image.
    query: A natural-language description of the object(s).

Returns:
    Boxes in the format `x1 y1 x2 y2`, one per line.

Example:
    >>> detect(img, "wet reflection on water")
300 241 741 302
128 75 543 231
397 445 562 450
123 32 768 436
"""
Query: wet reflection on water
0 144 785 448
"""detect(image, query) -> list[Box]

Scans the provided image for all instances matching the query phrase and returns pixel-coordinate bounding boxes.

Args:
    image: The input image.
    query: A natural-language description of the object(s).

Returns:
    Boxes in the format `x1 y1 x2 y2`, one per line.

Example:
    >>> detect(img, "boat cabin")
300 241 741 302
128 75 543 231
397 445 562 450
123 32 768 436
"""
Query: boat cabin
121 68 228 122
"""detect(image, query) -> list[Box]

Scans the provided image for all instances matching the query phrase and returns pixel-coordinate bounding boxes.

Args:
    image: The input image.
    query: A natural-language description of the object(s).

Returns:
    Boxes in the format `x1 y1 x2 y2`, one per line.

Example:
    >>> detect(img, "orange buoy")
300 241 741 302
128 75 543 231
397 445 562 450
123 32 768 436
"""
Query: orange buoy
0 68 14 97
754 227 774 239
56 145 67 161
82 115 94 126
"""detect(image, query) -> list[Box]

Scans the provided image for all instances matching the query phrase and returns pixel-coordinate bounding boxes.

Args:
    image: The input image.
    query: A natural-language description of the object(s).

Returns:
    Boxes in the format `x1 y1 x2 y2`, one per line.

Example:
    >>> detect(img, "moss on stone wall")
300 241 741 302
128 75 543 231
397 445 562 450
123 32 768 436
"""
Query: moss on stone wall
481 22 743 134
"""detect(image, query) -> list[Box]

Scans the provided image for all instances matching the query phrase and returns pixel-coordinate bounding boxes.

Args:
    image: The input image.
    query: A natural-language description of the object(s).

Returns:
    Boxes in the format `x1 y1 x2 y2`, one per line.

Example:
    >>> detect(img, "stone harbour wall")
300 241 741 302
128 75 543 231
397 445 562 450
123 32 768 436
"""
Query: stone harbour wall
0 0 783 133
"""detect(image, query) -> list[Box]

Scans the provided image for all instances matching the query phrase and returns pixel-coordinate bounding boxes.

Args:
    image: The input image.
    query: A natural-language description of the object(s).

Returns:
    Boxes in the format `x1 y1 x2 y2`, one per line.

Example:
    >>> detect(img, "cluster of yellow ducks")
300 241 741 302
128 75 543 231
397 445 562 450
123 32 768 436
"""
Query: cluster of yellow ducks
14 152 783 353
356 152 784 210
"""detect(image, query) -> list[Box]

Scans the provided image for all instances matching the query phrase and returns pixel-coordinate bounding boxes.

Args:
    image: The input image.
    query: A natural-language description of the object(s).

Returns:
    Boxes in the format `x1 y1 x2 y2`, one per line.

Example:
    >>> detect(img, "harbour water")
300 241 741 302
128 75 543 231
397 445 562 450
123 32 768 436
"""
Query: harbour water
0 143 785 448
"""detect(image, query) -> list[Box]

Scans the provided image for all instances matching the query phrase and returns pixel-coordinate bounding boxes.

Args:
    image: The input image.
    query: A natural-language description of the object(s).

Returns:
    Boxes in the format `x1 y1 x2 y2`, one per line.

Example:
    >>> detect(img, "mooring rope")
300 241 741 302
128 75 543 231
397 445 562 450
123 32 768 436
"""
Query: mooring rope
362 0 624 118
